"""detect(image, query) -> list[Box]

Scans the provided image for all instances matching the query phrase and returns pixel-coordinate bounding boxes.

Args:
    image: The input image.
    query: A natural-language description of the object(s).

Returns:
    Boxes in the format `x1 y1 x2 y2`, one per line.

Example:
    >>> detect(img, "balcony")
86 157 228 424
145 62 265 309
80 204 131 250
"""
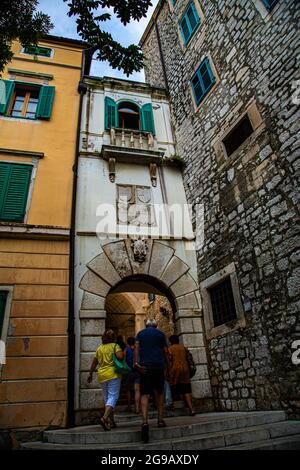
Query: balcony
102 128 164 185
109 127 155 151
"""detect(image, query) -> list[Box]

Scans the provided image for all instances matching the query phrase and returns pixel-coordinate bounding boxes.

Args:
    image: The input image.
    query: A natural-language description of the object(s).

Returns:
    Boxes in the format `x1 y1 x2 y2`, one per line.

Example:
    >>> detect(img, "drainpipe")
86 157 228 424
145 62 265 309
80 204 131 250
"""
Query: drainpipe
67 47 92 428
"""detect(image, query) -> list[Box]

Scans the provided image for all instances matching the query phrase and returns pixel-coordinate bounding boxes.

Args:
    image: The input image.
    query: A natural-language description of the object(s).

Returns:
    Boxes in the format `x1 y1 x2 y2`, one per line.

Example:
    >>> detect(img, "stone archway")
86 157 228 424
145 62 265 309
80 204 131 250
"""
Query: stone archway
76 239 212 423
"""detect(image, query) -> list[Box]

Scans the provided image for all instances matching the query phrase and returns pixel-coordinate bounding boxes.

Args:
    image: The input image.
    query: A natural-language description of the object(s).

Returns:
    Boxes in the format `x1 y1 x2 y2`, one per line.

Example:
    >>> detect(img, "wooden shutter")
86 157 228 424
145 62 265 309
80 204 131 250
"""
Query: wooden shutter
105 97 117 129
0 163 32 222
141 103 155 135
0 291 8 336
36 86 55 120
0 80 15 115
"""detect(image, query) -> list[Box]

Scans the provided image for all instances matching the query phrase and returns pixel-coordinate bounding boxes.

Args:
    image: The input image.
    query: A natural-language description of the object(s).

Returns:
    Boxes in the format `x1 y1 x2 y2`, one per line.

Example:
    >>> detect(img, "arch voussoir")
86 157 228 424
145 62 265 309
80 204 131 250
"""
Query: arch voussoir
103 240 132 278
87 251 121 286
160 255 190 287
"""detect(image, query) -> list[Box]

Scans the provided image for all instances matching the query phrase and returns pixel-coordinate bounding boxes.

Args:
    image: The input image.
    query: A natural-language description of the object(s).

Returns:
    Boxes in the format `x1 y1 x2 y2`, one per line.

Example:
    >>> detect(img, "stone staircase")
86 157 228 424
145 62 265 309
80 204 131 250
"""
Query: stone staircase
21 411 300 450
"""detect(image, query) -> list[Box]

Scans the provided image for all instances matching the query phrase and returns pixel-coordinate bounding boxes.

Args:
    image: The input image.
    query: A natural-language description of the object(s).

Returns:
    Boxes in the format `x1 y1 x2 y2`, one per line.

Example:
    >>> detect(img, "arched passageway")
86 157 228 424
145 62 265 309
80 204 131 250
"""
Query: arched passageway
76 239 212 424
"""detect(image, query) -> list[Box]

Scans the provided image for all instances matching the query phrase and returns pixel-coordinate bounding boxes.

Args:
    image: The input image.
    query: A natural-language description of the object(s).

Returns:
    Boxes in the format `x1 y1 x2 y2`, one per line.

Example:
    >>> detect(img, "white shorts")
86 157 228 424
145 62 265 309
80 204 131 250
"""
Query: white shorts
102 378 122 408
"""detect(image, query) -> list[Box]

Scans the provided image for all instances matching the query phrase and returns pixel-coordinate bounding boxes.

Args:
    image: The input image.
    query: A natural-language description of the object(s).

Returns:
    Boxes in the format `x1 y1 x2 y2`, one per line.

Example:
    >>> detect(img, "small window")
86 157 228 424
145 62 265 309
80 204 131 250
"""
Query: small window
209 277 237 327
0 292 8 337
23 45 52 57
118 101 140 130
179 1 201 45
222 114 254 157
191 57 216 106
0 80 55 120
9 85 40 120
0 162 33 222
261 0 279 11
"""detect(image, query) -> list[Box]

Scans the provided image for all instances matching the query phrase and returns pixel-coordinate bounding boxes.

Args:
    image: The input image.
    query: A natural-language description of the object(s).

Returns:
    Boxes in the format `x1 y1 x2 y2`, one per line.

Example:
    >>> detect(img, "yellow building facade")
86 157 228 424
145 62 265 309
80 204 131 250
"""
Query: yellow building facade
0 36 87 438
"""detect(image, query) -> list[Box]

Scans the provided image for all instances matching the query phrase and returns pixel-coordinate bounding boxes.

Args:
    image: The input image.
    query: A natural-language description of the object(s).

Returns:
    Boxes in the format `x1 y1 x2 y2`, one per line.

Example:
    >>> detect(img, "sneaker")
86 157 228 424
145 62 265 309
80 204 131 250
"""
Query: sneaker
141 423 149 443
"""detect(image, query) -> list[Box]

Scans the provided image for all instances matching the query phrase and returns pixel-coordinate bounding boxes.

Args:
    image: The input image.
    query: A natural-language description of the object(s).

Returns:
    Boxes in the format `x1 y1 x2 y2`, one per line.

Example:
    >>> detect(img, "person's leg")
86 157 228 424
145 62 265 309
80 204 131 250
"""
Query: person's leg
154 389 165 424
164 380 173 409
134 382 140 413
140 393 150 424
104 378 122 425
126 383 132 411
184 392 195 415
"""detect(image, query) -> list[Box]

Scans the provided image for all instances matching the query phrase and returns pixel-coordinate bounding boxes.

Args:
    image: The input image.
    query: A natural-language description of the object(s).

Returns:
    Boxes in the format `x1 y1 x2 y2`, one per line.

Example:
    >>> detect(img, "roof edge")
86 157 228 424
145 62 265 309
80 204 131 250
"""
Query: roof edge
139 0 165 46
41 34 89 49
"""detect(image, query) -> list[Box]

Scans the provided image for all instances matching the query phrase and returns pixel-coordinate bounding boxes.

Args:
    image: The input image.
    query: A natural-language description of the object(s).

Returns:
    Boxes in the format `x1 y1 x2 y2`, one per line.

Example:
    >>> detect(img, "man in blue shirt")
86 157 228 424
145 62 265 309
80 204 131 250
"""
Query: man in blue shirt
134 319 168 443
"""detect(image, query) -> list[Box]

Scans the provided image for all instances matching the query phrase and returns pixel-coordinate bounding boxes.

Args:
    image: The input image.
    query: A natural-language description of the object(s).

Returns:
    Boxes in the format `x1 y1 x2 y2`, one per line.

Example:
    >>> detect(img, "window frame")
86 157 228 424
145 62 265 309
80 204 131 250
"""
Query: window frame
0 161 34 223
261 0 279 11
8 85 41 120
191 56 217 107
179 1 201 45
200 263 246 339
22 45 54 58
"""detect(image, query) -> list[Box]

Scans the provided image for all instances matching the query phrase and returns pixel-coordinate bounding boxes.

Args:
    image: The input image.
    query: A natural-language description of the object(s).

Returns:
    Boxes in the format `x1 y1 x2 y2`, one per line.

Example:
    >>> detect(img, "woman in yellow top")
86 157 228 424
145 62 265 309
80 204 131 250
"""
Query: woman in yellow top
88 329 124 430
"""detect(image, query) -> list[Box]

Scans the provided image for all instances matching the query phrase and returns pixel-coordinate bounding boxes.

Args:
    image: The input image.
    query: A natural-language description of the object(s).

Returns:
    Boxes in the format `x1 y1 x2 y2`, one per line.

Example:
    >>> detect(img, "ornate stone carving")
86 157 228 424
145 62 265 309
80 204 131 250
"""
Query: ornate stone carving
131 238 148 263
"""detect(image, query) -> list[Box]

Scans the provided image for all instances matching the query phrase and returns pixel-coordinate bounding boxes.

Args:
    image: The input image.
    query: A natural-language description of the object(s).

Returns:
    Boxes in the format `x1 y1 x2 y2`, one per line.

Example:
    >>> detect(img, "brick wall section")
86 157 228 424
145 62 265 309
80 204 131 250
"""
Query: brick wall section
142 0 300 416
0 239 69 432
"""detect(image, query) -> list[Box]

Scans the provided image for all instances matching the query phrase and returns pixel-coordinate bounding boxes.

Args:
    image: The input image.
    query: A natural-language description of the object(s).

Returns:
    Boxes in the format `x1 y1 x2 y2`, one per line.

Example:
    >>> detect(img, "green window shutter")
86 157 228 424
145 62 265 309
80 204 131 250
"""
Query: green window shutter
0 80 15 115
36 86 55 120
0 163 32 222
0 291 8 336
105 97 118 129
141 103 155 135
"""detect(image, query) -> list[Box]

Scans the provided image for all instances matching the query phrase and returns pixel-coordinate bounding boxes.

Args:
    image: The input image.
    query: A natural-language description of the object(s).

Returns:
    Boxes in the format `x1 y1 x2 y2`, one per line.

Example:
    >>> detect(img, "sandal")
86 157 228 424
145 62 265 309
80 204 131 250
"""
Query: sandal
141 423 149 443
100 417 111 431
189 410 196 416
157 419 167 428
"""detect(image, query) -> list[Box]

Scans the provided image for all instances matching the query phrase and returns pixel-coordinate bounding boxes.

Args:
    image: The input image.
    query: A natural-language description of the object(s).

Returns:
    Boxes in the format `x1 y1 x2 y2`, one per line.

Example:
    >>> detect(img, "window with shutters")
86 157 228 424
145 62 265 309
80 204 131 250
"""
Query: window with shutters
261 0 279 11
179 1 201 45
23 45 53 58
0 162 33 222
9 85 39 119
0 80 55 120
191 57 216 106
105 97 155 135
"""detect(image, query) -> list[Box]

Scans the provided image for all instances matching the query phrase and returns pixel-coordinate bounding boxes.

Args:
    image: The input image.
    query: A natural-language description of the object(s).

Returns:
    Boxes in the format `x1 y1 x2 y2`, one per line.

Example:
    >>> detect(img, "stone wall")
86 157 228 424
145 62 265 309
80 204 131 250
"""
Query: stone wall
142 0 300 416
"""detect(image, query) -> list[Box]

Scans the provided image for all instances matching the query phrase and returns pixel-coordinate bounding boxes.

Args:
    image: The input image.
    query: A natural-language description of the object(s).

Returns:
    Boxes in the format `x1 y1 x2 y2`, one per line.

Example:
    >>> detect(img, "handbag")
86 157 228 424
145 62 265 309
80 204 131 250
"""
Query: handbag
185 348 197 378
113 344 131 375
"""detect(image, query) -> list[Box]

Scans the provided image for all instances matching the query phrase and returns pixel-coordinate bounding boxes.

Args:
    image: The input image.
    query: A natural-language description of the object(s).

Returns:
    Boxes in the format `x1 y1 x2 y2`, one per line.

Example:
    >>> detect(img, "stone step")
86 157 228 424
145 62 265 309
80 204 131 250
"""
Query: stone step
42 411 286 446
21 411 286 449
217 434 300 450
21 417 300 451
114 408 188 423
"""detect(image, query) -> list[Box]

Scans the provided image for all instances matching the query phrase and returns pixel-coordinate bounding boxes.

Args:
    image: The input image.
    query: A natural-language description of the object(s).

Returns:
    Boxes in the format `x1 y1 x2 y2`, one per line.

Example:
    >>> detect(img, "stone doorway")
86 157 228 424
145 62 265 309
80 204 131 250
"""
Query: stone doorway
76 239 212 425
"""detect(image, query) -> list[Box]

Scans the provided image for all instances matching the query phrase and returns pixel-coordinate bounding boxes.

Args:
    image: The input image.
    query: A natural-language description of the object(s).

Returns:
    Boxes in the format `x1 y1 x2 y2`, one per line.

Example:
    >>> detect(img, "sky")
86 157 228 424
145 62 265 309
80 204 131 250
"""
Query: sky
38 0 158 82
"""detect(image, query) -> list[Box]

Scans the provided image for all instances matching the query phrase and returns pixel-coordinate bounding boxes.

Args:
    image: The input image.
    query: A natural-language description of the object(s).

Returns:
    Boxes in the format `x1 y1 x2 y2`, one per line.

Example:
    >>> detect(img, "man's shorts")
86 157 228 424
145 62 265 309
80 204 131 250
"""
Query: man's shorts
140 367 165 395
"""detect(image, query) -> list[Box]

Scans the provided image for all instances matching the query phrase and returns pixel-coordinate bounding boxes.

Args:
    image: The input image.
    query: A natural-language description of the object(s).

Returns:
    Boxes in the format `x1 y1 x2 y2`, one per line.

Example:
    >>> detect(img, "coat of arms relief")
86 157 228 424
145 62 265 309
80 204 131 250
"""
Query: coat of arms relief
117 185 156 227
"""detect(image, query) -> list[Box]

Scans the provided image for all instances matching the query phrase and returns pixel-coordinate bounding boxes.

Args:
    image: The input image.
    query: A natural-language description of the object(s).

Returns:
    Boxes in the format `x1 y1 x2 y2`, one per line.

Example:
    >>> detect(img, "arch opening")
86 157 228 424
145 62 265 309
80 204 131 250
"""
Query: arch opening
118 101 140 130
105 274 176 339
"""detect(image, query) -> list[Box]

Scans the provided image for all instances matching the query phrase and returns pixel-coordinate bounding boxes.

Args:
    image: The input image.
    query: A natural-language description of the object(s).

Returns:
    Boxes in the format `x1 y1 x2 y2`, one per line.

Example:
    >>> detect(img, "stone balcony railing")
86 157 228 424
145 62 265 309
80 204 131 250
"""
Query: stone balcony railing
109 127 155 151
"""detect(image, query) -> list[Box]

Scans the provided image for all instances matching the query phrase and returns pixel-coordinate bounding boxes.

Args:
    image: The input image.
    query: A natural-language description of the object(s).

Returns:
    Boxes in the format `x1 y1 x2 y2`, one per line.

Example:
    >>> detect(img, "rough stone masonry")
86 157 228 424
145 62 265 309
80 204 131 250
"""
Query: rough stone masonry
141 0 300 417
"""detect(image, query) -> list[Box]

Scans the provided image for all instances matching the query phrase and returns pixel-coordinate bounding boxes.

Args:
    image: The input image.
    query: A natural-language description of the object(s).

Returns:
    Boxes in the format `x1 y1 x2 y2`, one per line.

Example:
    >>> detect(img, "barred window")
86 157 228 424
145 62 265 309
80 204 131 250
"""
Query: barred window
209 277 237 327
